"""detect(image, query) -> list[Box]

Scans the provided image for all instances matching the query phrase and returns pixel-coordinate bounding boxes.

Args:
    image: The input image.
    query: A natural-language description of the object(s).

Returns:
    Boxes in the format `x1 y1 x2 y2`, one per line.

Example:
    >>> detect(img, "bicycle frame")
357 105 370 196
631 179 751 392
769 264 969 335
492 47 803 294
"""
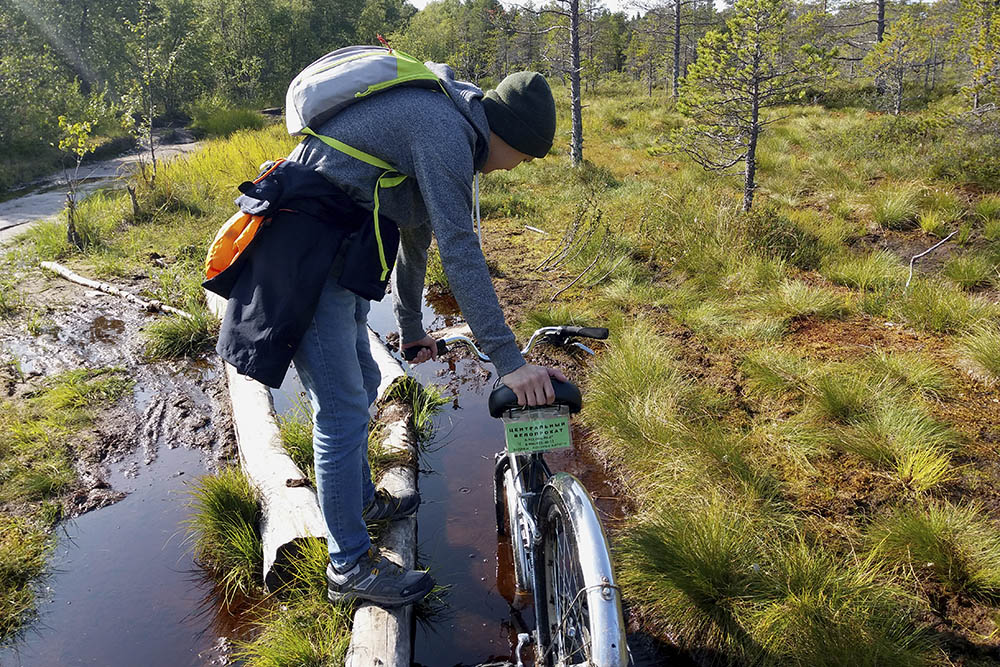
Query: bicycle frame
413 326 627 665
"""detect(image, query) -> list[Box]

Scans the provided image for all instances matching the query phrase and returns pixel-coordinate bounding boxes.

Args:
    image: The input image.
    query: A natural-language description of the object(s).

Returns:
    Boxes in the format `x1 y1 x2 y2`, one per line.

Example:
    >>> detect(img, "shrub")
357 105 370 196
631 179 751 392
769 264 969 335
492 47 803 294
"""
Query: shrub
759 281 850 321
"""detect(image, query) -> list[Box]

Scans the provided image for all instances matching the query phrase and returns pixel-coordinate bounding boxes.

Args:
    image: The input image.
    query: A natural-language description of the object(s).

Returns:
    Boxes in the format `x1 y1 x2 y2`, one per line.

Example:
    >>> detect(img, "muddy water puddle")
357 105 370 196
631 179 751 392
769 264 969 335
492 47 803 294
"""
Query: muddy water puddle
0 286 236 666
271 292 678 666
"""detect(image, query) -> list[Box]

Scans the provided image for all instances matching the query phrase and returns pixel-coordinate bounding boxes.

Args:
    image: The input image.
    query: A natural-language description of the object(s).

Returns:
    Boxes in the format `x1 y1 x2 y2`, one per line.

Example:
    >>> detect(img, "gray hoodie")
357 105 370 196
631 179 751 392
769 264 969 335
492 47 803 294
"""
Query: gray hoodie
287 63 525 377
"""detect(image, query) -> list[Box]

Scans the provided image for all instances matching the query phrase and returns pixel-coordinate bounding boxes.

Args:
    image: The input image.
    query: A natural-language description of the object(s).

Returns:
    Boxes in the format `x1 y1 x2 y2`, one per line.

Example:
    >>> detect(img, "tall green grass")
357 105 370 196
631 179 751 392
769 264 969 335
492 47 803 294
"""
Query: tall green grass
185 467 263 603
823 250 906 291
0 516 50 639
618 497 934 665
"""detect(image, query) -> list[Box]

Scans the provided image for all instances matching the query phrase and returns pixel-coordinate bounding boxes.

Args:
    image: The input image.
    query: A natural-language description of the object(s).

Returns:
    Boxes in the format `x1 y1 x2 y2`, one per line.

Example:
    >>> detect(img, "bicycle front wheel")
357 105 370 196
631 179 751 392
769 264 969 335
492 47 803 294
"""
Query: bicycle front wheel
535 473 629 667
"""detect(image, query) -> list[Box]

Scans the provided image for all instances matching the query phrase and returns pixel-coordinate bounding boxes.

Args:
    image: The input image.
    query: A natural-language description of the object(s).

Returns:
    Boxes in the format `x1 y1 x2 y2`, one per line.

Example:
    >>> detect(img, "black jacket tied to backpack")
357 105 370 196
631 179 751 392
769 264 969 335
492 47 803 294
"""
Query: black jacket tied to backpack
203 160 400 388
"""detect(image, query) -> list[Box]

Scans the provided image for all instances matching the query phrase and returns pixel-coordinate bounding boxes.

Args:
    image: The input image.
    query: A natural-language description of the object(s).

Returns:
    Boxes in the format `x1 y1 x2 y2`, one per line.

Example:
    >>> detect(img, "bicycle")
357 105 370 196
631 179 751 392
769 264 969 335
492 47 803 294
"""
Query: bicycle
406 325 629 666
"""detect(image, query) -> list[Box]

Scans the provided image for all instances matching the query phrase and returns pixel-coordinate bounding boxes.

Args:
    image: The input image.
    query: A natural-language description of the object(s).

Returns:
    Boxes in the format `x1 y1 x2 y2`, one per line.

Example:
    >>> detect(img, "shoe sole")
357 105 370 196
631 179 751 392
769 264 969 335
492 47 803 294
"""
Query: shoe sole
327 576 435 608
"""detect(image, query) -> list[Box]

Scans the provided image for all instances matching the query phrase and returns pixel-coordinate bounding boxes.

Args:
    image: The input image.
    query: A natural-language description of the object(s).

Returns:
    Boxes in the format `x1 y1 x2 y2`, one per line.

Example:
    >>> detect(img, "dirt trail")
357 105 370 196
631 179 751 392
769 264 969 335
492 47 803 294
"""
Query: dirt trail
0 135 202 245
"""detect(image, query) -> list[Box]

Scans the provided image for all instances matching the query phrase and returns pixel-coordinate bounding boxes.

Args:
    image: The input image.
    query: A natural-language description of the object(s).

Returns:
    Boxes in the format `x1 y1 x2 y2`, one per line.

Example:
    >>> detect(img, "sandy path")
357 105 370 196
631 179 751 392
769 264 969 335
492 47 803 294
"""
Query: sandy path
0 140 203 245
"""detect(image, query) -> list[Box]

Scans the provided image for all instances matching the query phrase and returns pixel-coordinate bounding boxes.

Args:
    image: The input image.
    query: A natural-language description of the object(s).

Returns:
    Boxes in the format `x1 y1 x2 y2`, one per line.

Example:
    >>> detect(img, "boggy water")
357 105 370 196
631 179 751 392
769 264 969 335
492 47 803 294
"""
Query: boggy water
0 287 235 666
272 291 678 666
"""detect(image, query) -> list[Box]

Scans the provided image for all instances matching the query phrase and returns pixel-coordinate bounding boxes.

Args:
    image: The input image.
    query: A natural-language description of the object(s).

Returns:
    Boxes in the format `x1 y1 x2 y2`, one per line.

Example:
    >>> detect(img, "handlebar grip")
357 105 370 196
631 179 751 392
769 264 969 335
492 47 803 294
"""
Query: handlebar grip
562 326 609 340
402 338 448 361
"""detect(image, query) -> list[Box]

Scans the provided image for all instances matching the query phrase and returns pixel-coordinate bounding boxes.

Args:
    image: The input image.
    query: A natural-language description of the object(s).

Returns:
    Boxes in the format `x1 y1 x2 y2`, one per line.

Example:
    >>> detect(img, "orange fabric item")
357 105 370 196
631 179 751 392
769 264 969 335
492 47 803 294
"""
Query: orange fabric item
203 160 284 280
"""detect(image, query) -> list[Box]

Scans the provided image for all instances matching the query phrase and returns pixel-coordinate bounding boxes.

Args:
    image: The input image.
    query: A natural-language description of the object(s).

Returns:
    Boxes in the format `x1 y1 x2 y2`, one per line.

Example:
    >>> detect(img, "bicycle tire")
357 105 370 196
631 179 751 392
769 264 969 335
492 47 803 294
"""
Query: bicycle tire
535 473 629 667
502 465 532 594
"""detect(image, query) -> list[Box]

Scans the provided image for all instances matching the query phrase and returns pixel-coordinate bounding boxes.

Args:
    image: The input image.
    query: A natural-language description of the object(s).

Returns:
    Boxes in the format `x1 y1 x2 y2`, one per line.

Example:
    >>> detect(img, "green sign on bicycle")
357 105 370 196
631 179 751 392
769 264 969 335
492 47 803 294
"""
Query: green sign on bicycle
504 416 572 453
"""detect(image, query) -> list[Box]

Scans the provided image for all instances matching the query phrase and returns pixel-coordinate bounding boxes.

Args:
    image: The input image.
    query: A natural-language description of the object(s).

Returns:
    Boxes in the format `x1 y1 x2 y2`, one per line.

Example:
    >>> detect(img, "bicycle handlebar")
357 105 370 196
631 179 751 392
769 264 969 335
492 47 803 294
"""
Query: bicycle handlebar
401 325 608 363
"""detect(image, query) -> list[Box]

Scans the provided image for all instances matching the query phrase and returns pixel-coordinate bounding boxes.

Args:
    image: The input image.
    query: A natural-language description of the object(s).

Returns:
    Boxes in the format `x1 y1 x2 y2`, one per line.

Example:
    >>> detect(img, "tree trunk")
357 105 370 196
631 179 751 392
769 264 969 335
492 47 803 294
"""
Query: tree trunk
672 0 681 100
744 78 760 212
569 0 583 166
876 0 885 42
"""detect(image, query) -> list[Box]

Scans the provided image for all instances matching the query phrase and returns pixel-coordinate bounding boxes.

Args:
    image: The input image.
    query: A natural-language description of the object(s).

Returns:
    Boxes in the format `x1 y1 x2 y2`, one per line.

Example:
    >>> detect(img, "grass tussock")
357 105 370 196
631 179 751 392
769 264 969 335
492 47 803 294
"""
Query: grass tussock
824 250 906 291
618 497 934 665
0 368 132 507
942 255 996 291
958 324 1000 384
143 309 219 360
894 280 996 333
235 595 352 667
185 467 263 603
869 501 1000 602
872 183 921 229
0 279 23 318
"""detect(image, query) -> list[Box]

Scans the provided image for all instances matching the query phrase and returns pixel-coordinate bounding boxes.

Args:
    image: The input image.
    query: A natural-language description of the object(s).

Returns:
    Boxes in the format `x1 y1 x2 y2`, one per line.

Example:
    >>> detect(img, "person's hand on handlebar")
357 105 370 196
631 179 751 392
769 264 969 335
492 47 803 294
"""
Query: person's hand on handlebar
501 364 568 407
402 335 439 364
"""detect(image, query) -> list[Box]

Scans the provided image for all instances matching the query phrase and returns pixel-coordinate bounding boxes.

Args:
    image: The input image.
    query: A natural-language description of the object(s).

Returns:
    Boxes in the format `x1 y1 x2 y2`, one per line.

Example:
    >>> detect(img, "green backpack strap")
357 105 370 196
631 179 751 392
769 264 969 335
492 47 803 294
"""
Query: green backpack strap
300 126 407 282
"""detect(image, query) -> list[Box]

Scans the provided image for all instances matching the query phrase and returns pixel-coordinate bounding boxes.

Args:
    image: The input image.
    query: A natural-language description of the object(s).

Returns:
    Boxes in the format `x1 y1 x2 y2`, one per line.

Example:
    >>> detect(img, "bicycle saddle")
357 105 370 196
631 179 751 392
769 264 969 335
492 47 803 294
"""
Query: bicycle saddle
488 379 582 418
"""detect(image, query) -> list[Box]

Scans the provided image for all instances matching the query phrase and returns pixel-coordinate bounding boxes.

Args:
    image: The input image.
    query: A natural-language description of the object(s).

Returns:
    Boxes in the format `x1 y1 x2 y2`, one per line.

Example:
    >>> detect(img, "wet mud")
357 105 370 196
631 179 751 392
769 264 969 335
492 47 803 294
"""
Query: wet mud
0 269 236 665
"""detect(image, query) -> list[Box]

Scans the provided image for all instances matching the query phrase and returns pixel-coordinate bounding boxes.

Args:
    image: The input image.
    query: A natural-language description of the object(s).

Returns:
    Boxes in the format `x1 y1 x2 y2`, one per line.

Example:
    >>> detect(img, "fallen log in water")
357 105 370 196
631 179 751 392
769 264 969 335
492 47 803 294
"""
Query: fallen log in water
205 291 325 590
208 290 421 666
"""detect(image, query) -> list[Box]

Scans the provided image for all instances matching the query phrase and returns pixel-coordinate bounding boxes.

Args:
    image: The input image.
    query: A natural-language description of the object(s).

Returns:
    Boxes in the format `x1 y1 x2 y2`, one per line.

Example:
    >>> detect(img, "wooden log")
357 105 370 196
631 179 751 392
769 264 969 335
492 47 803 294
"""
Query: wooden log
42 261 194 319
209 292 423 664
205 291 325 591
346 400 417 667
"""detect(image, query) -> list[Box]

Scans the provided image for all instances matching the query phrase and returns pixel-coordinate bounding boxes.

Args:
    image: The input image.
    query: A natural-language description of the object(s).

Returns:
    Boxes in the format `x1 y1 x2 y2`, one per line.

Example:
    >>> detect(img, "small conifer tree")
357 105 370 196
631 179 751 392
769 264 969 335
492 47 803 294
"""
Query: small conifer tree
667 0 833 211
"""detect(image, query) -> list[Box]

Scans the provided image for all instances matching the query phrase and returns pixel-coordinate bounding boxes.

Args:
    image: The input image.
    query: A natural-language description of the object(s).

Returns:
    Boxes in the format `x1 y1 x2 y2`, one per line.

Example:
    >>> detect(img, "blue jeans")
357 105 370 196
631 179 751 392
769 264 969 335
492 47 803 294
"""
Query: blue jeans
292 274 379 571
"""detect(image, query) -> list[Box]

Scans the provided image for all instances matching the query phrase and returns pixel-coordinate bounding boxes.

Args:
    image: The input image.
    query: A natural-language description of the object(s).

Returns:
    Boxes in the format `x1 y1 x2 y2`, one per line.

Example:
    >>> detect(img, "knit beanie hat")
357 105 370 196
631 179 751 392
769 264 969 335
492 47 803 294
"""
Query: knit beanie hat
482 72 556 159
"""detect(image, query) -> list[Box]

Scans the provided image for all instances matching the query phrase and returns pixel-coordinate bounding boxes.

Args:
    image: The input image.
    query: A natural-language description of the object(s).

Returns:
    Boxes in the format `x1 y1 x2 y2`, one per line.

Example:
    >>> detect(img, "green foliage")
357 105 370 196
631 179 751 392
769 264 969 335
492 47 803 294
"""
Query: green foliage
619 497 933 664
190 101 266 137
277 397 316 482
669 0 834 209
0 279 23 319
871 183 921 229
0 369 130 640
425 244 448 290
234 596 352 666
893 280 997 333
861 15 930 115
185 467 263 603
741 206 822 270
942 254 996 290
973 194 1000 221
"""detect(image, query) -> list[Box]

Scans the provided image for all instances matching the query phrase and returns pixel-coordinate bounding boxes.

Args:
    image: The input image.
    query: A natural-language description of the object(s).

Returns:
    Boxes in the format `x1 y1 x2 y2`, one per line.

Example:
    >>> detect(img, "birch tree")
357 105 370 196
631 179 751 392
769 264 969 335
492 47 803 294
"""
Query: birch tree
669 0 833 211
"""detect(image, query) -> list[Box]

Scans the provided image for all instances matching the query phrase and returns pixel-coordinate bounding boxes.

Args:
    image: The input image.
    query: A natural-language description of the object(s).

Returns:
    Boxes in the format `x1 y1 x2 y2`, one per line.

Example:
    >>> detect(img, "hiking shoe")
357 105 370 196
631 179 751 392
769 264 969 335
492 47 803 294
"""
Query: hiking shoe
327 548 434 607
362 488 420 522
